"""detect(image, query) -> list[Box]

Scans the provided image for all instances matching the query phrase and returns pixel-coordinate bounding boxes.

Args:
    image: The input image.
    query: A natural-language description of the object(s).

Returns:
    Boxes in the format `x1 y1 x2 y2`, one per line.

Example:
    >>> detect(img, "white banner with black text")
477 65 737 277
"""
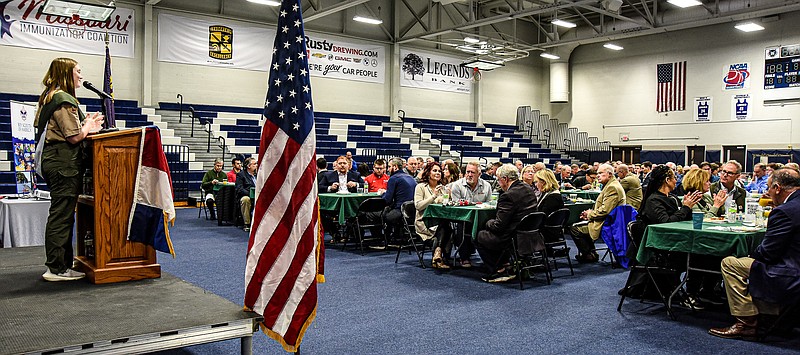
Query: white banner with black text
399 49 472 94
305 34 385 84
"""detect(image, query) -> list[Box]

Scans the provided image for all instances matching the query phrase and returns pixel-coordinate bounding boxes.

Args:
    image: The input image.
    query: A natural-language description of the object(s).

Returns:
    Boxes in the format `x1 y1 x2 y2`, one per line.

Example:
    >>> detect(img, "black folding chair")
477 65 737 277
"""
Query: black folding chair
617 220 678 320
198 188 209 219
510 212 550 289
395 201 427 268
344 197 387 255
759 300 800 341
542 208 574 277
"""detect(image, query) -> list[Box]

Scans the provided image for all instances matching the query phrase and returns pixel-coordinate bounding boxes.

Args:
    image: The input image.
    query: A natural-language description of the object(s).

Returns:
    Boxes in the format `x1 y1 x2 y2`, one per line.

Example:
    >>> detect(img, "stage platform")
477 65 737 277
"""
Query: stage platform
0 247 261 354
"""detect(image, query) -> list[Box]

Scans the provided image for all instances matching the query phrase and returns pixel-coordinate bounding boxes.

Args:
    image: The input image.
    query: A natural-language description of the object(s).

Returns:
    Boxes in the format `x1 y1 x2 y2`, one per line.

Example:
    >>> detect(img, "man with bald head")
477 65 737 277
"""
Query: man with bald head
616 164 642 210
569 163 626 262
515 160 524 172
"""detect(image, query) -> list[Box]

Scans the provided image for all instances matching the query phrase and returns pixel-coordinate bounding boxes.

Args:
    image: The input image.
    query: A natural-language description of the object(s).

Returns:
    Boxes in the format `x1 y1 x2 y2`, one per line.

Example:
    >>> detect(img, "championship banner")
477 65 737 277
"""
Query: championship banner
399 48 472 94
157 12 275 71
10 101 36 193
305 34 385 84
731 93 752 120
694 96 712 122
723 62 750 90
0 1 135 58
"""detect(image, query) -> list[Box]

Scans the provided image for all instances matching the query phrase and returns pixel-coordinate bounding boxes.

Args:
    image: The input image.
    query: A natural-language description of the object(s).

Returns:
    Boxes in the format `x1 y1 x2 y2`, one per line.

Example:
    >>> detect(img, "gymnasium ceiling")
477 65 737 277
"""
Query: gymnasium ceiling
131 0 800 64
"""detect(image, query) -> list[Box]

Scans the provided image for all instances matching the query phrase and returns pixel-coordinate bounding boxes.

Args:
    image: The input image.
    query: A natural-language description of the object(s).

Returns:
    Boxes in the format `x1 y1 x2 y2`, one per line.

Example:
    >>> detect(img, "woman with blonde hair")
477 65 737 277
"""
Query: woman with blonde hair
534 169 564 216
414 162 453 269
35 58 104 281
682 168 727 218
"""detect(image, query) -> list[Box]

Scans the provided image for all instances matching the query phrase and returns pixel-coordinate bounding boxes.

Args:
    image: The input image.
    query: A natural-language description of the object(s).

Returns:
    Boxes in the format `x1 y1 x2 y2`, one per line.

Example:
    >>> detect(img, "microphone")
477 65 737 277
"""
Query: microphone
83 81 112 100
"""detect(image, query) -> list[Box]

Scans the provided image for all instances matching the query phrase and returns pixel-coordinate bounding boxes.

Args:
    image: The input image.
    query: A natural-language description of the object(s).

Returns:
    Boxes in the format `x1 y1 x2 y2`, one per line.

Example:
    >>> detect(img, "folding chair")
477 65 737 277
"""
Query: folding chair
759 300 800 341
344 197 387 255
395 201 427 268
198 188 209 219
542 208 574 277
617 220 678 320
511 212 550 289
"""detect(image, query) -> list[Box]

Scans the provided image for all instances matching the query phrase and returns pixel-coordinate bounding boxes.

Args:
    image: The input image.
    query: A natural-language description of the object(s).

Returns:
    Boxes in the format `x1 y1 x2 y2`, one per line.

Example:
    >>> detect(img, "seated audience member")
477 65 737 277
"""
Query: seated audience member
475 164 537 283
403 157 419 178
571 169 597 190
364 159 390 192
745 163 769 193
616 164 643 211
227 157 242 183
709 162 721 183
378 158 417 241
709 160 746 216
442 162 460 187
515 160 524 172
425 157 435 164
481 162 501 181
521 165 539 197
766 162 782 176
709 169 800 340
569 164 625 263
786 162 800 171
318 156 363 193
357 163 370 178
316 157 328 182
449 161 494 268
534 169 564 217
414 162 454 269
346 151 358 170
683 169 727 218
236 157 258 232
559 167 574 186
571 164 582 178
201 158 227 220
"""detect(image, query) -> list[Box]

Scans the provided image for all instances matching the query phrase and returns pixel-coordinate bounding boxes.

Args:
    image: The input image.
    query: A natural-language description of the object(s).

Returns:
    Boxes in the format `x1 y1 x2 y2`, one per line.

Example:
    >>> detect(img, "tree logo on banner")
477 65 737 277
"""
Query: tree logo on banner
402 53 424 80
209 25 233 60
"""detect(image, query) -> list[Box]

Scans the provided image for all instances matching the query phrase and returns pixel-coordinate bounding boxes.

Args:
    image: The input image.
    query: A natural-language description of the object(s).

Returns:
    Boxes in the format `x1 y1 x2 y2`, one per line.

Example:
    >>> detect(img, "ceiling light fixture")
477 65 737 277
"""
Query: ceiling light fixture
40 0 116 21
551 19 577 28
353 15 383 25
603 43 624 50
666 0 702 8
735 22 764 32
540 53 560 60
464 37 480 44
247 0 281 5
461 59 504 71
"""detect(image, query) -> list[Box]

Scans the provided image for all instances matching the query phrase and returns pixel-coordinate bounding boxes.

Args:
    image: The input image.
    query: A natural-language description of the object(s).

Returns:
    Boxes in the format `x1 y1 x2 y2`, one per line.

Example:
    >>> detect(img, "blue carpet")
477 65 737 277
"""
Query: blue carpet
156 208 799 354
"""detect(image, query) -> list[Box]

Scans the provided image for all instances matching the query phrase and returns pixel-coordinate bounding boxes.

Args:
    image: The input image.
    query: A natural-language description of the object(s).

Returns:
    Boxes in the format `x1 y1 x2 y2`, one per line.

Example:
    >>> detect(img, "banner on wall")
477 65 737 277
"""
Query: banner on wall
10 101 36 193
0 1 135 57
731 94 751 120
399 49 472 94
722 62 750 90
305 34 385 84
694 96 712 122
158 12 275 71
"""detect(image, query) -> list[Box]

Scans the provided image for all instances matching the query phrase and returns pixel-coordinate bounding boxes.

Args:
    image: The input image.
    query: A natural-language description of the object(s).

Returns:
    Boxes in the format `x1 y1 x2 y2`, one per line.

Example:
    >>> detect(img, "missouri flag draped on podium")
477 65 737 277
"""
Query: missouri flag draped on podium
102 32 117 128
243 0 325 352
657 61 686 112
127 126 176 256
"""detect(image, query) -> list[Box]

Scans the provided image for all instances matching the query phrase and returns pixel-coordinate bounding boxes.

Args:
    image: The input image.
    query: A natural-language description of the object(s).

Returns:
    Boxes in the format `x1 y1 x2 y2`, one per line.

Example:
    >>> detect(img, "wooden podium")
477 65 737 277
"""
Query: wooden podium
74 129 161 284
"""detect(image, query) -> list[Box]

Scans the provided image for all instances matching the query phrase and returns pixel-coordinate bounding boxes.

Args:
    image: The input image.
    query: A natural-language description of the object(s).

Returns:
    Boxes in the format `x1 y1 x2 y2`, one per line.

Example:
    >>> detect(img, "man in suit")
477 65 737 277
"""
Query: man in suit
709 168 800 340
236 157 257 232
475 164 537 283
376 157 417 241
569 164 626 262
616 163 642 210
569 169 597 190
709 160 746 217
318 155 364 193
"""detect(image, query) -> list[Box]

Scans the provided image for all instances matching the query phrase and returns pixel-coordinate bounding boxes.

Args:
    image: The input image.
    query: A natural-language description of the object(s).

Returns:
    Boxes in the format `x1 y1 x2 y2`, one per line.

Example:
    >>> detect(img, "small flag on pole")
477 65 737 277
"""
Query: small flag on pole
103 31 116 128
243 0 325 352
656 61 686 112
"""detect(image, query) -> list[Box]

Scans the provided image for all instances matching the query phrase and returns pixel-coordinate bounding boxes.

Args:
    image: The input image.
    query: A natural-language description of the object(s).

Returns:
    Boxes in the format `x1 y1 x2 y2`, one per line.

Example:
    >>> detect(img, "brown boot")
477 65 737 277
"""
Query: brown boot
432 248 450 269
708 315 758 340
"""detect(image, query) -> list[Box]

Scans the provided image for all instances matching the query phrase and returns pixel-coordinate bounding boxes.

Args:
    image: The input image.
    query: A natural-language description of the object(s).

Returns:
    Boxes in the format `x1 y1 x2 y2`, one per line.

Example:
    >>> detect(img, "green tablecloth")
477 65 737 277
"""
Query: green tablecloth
560 189 600 200
422 204 496 238
565 201 595 224
636 221 765 264
318 193 381 225
213 182 235 191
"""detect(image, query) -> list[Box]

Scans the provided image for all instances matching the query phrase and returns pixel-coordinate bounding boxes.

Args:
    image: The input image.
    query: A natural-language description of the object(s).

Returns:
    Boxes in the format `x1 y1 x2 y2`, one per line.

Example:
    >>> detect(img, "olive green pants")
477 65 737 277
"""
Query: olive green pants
42 143 83 274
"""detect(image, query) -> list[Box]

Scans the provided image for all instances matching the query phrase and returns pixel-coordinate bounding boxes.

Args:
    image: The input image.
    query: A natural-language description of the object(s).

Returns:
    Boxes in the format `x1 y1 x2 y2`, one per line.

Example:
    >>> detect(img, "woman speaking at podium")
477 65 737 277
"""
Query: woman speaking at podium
34 58 104 282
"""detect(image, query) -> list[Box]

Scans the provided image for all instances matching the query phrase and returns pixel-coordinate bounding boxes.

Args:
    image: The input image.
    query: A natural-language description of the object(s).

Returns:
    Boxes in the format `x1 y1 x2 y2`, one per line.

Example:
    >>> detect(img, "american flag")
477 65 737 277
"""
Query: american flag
656 61 686 112
243 0 324 352
102 32 116 128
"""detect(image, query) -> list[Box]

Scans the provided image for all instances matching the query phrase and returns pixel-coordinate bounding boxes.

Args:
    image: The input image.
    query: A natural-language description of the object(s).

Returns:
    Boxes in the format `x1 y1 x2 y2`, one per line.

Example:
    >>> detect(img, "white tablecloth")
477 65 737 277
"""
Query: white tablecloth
0 198 51 248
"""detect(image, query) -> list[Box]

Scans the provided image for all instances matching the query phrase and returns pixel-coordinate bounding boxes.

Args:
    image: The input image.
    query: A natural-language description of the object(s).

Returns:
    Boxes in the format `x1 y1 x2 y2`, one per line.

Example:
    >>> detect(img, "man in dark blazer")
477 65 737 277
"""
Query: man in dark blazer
318 155 363 193
709 168 800 340
475 164 537 283
236 157 258 232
